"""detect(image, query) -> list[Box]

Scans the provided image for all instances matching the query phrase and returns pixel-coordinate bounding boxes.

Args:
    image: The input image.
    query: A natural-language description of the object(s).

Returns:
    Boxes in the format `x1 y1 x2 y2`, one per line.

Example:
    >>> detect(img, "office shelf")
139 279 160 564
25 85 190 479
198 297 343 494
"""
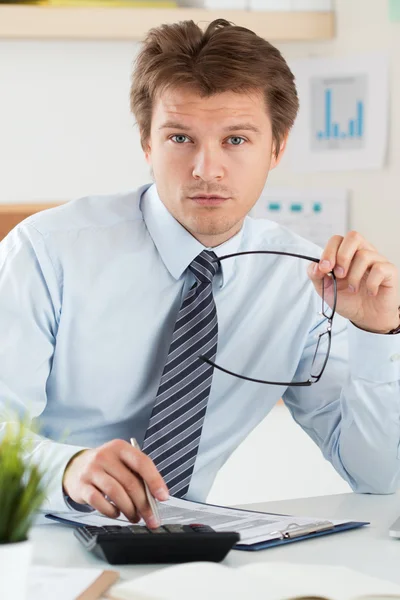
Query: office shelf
0 203 63 241
0 5 334 41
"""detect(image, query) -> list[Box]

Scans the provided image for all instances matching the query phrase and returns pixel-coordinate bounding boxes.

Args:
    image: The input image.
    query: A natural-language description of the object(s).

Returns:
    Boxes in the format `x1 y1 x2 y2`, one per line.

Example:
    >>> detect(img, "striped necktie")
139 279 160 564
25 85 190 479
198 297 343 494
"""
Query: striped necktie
142 250 219 498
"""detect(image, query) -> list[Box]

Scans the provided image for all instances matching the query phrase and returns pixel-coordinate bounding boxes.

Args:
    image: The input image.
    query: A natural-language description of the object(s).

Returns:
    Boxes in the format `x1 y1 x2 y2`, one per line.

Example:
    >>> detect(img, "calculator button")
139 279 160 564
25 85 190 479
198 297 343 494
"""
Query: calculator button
104 526 123 533
163 524 186 533
118 528 135 534
182 525 196 533
128 526 149 534
190 524 214 533
148 527 168 534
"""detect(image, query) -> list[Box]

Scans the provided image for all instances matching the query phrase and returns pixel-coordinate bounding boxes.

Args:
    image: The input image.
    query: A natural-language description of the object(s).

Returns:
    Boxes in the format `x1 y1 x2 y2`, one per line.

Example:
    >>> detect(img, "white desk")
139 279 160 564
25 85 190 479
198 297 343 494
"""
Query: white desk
32 491 400 594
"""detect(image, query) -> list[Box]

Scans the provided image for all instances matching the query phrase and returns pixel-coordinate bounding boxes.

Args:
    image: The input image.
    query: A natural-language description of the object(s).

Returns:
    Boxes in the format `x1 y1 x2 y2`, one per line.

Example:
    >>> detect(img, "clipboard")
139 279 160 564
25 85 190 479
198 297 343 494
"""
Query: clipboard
234 518 368 551
45 503 369 552
169 498 369 551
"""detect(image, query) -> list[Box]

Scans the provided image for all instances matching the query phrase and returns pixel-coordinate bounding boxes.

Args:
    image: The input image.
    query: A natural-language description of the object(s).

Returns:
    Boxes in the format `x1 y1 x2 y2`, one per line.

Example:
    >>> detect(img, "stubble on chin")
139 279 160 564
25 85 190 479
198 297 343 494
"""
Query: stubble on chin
185 211 241 237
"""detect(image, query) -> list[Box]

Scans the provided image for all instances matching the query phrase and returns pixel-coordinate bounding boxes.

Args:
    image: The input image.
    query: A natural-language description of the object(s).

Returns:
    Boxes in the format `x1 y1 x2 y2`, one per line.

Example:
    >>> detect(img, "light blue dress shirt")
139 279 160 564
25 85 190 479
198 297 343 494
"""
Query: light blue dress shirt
1 182 400 511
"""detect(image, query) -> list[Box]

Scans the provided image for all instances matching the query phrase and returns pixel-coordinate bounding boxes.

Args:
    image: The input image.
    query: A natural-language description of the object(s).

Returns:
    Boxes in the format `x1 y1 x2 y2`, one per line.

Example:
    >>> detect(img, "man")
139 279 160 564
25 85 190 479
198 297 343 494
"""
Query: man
1 18 399 530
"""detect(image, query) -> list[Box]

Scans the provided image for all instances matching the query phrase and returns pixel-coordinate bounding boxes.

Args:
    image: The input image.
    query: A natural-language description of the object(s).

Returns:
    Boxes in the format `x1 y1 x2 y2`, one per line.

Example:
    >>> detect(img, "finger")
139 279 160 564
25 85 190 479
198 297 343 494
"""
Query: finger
345 250 386 293
307 262 335 304
103 460 158 527
91 469 138 522
81 484 121 519
128 480 158 529
332 231 375 277
307 268 335 311
318 235 344 274
365 262 397 296
307 261 326 283
120 445 169 502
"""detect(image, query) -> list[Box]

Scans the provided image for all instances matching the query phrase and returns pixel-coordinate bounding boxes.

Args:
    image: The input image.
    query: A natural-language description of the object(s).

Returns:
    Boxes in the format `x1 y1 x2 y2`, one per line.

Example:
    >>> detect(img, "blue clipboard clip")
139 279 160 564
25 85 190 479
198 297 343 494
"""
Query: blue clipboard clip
269 520 334 540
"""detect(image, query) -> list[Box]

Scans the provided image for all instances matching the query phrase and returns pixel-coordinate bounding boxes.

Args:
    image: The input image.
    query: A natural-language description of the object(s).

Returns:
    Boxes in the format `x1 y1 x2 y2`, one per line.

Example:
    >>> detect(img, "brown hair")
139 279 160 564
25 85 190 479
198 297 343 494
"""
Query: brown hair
130 18 299 159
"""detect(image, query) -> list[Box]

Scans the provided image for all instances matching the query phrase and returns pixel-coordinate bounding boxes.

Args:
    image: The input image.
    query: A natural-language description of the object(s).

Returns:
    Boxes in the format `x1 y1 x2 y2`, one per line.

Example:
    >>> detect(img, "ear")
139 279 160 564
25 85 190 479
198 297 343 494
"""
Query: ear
143 136 152 165
269 134 288 170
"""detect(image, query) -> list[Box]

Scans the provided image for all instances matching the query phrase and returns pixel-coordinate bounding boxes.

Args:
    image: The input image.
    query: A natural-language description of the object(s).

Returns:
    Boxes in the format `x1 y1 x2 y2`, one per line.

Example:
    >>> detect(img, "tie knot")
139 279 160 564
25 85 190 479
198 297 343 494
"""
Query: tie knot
189 250 219 284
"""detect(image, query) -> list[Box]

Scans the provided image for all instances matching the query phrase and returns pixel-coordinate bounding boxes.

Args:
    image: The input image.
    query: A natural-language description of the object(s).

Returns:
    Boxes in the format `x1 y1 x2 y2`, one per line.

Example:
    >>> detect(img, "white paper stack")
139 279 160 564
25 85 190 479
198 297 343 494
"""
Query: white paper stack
249 0 332 10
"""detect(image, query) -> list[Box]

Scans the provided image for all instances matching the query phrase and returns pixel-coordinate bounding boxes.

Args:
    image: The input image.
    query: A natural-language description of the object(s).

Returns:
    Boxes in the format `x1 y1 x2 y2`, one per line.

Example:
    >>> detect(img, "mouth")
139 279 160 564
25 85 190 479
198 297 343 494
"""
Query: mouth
190 196 230 206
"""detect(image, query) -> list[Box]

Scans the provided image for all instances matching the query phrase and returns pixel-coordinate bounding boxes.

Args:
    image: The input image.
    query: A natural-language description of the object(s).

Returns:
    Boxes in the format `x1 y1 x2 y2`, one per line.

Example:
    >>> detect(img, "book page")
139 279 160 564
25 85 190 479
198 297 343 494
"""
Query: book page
107 561 265 600
107 561 400 600
241 563 400 600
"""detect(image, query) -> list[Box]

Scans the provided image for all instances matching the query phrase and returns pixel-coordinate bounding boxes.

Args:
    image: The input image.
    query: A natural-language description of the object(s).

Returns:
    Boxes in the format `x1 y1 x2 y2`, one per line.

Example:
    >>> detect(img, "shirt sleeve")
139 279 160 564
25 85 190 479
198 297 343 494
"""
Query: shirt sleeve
282 313 400 494
0 222 89 512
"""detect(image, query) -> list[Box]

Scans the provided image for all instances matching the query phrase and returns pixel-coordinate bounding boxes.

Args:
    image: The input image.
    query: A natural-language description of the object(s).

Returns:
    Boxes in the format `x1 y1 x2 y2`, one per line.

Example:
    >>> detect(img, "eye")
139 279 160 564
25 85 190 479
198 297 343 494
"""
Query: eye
170 134 190 144
227 136 246 146
169 134 247 145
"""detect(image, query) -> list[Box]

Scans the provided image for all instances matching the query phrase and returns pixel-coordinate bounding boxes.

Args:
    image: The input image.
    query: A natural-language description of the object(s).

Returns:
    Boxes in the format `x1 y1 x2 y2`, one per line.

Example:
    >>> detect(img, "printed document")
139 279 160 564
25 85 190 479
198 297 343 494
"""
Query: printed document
46 496 347 546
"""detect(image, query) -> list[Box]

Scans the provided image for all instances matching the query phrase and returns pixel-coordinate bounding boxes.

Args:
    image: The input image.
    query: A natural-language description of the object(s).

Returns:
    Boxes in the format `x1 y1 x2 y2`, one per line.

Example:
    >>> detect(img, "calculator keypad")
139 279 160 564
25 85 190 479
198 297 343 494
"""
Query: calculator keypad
80 523 214 538
74 522 240 564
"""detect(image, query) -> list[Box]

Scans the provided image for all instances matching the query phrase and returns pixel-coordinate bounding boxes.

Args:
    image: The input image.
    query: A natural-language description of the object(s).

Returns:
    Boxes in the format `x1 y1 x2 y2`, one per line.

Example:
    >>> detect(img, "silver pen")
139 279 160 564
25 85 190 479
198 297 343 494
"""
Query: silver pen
130 437 161 525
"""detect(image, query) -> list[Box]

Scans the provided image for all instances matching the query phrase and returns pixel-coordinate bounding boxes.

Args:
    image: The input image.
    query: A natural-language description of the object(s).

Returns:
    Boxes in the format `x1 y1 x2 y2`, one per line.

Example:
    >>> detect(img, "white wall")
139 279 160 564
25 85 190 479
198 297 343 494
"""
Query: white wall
207 403 350 506
0 39 145 202
0 0 398 505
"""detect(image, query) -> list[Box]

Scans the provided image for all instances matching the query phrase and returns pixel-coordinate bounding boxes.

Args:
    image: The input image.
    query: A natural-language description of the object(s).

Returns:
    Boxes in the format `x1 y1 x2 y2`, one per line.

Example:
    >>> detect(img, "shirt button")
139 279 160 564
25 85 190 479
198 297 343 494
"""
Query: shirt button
390 353 400 362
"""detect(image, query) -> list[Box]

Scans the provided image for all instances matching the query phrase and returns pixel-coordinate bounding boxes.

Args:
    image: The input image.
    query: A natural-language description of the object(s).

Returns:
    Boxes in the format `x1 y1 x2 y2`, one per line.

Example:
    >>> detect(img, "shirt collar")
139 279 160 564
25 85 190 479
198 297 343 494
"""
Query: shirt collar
140 183 244 288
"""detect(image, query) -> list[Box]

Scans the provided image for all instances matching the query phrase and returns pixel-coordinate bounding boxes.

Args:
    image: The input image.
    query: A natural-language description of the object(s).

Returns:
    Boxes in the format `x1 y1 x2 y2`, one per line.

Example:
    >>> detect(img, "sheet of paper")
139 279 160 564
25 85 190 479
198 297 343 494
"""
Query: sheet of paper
46 496 348 546
108 561 268 600
286 53 389 172
28 566 105 600
251 187 348 248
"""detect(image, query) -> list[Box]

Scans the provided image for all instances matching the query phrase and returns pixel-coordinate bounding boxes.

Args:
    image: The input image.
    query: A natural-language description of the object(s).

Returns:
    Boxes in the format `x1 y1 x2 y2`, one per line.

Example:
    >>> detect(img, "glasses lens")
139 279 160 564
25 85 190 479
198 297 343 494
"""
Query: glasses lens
208 252 333 385
310 330 331 379
321 276 335 319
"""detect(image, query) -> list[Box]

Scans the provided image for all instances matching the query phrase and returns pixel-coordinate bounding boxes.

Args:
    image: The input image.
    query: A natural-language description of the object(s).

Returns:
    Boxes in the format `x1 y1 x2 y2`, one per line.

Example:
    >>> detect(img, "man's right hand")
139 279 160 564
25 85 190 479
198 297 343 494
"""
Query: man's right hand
62 439 169 529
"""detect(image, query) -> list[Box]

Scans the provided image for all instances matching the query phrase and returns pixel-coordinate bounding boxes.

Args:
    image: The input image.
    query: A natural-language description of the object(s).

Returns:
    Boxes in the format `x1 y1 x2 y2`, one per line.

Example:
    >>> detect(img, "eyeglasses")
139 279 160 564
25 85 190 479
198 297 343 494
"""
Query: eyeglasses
199 250 337 387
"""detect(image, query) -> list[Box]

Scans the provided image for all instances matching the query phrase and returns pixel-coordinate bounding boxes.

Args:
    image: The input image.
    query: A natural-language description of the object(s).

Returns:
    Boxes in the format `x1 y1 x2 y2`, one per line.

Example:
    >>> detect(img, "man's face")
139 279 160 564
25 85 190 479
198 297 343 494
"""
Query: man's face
144 87 286 247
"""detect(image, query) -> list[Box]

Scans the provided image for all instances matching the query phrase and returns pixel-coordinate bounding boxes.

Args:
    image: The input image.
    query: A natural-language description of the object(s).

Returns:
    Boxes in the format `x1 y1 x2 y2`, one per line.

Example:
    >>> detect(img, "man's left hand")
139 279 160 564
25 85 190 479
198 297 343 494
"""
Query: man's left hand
307 231 400 334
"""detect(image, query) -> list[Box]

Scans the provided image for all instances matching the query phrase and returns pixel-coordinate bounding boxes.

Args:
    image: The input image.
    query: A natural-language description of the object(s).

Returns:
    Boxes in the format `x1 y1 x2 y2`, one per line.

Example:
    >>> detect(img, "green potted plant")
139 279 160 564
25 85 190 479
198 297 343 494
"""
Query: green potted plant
0 419 48 599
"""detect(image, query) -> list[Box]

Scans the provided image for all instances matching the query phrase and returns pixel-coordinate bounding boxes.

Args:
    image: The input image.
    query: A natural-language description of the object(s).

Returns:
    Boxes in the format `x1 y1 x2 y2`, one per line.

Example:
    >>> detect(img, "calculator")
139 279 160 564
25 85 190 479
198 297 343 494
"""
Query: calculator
74 523 240 564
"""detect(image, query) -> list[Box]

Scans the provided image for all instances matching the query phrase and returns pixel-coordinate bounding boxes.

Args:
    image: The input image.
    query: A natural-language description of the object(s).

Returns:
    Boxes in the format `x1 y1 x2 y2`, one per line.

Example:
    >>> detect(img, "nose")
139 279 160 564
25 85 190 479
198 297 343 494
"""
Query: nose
192 144 224 182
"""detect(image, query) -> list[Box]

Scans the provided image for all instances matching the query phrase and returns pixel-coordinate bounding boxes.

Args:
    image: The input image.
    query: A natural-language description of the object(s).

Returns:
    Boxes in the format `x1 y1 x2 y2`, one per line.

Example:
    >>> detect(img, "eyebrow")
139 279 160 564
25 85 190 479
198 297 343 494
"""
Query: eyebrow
158 121 261 134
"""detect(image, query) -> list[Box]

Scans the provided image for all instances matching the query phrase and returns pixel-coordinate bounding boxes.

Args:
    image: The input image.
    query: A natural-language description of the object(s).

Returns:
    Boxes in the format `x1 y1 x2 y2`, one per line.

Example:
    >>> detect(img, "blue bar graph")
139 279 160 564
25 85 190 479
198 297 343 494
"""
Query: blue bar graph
325 88 331 138
317 88 365 141
333 123 339 138
357 101 363 137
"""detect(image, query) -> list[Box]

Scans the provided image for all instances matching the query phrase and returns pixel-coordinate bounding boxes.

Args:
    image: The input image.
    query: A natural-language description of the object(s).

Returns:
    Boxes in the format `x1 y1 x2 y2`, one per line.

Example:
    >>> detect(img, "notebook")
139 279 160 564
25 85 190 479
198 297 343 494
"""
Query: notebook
106 561 400 600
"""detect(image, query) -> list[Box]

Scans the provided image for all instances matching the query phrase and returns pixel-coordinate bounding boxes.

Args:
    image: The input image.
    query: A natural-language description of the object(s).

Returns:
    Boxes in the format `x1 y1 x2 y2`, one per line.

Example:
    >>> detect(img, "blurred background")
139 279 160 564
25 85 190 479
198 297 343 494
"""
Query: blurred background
0 0 398 506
